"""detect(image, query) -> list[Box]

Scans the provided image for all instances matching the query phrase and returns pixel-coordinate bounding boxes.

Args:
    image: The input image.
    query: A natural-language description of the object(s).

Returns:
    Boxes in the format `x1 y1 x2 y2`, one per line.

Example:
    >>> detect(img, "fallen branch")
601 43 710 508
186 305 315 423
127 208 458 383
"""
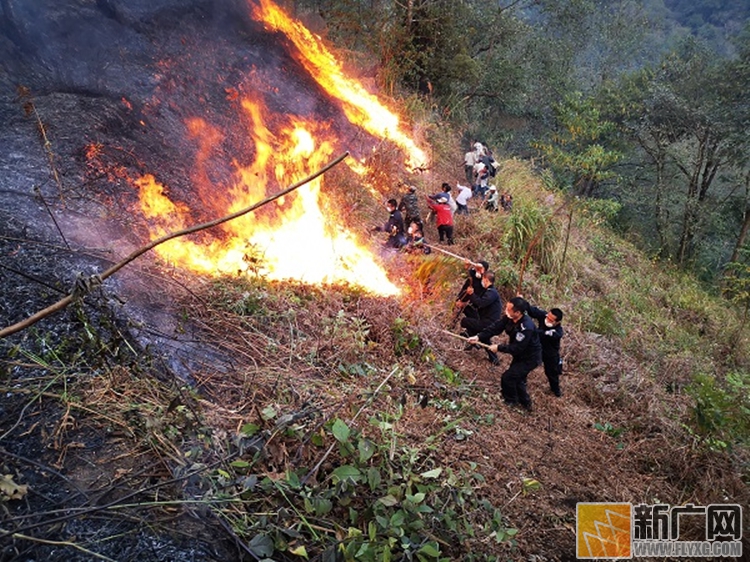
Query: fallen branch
5 532 116 562
0 152 350 339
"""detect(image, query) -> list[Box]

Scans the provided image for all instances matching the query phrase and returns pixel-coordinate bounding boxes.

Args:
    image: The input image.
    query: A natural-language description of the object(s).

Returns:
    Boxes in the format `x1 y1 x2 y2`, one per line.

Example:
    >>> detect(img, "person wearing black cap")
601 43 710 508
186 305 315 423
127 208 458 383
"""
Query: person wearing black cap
468 296 542 411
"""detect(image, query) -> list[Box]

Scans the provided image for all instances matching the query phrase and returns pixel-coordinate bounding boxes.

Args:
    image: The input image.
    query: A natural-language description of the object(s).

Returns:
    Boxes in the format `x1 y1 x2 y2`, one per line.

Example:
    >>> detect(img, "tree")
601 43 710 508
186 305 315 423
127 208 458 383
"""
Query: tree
532 91 622 196
604 37 747 266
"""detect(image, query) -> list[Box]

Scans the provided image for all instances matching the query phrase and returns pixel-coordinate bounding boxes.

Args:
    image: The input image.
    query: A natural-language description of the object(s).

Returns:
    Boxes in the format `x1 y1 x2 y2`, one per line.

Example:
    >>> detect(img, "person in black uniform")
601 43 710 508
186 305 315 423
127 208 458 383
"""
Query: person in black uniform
468 296 542 411
460 271 502 337
454 259 490 320
373 198 406 248
528 304 564 397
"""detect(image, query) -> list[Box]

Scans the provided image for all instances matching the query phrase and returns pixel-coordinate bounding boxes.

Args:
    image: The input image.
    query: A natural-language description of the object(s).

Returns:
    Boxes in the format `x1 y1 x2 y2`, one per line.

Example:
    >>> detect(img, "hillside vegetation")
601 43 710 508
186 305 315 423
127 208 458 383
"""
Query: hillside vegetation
2 147 748 561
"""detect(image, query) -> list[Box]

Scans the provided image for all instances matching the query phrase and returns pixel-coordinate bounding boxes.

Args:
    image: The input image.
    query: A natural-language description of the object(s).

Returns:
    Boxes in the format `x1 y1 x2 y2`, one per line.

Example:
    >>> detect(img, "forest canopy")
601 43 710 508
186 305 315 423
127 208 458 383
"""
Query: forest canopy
297 0 750 285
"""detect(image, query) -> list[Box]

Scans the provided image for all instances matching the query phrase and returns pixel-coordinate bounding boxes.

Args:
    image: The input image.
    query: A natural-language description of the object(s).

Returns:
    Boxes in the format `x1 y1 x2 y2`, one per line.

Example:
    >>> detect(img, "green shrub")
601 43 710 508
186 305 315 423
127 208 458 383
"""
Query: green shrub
686 372 750 451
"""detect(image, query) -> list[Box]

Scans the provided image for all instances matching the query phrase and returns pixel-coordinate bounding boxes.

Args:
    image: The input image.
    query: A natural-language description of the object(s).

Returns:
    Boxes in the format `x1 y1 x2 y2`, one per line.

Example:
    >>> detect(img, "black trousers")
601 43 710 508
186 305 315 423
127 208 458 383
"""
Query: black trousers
542 352 562 395
501 358 540 408
437 224 453 243
460 316 495 337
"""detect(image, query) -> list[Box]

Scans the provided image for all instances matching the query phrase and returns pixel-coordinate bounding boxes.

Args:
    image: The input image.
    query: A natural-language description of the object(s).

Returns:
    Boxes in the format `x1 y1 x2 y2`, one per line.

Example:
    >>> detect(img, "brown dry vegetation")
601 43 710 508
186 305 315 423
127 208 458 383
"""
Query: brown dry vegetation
2 155 749 561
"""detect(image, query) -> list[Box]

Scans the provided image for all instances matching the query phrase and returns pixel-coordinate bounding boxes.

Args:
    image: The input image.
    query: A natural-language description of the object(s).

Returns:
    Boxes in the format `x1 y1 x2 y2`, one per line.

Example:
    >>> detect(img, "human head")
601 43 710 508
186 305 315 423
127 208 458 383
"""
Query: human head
505 296 528 320
386 198 398 211
548 308 563 324
472 260 488 278
408 219 422 234
481 271 495 289
409 185 417 192
441 182 451 193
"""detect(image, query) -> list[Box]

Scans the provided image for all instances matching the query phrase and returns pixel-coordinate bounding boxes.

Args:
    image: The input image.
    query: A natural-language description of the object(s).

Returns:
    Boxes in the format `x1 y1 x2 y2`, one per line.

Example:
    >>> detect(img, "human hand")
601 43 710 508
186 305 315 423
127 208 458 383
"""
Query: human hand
489 344 498 353
465 286 474 295
467 336 479 343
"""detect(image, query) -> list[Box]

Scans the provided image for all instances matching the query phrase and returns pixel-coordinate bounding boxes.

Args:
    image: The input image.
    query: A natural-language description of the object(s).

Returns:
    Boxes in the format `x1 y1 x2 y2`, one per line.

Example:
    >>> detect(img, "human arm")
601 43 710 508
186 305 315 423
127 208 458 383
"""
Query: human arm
527 305 547 323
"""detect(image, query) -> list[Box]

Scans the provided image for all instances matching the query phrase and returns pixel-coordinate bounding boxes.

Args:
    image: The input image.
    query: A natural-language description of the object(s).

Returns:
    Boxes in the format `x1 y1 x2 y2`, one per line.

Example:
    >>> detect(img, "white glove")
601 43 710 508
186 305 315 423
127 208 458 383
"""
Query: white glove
545 330 555 336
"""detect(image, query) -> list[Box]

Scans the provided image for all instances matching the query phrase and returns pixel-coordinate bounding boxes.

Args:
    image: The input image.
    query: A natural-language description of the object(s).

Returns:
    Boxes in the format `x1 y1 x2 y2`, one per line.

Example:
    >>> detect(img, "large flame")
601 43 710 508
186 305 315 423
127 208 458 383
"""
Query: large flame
133 0 429 296
136 96 400 295
250 0 428 171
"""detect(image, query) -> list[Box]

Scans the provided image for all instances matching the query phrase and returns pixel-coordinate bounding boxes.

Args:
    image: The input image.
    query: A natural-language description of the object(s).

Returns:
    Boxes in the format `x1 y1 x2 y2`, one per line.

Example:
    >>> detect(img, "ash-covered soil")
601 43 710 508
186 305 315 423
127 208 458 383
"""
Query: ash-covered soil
0 1 369 560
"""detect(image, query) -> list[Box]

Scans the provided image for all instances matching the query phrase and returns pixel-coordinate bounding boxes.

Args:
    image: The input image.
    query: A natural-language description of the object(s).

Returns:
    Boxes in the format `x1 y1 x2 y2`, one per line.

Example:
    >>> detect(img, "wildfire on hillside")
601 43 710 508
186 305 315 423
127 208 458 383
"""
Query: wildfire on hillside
130 0 429 297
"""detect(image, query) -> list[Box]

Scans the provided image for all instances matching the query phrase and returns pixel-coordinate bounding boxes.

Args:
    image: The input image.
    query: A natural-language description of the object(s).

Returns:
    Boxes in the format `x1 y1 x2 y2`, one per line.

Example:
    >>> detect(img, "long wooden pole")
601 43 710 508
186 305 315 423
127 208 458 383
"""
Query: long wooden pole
424 244 476 265
0 152 350 339
440 329 493 350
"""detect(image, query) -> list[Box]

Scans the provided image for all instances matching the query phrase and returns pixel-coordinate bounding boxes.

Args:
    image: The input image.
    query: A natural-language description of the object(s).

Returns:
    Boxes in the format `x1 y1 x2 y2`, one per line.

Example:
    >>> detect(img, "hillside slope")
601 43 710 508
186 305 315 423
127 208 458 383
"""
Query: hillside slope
2 152 748 560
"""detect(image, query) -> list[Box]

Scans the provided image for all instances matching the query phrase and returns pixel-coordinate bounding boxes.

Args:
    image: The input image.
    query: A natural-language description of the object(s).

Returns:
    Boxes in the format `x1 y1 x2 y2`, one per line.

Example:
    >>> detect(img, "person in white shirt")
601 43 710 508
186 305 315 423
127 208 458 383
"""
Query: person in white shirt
473 160 489 198
463 150 477 185
455 183 472 215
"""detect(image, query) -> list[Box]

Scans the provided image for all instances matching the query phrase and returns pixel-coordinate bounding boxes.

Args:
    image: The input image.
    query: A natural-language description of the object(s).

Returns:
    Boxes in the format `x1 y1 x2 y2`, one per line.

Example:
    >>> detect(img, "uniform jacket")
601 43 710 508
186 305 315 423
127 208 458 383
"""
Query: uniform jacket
528 305 563 357
467 285 502 322
457 268 484 302
383 209 405 237
479 313 542 364
399 192 420 220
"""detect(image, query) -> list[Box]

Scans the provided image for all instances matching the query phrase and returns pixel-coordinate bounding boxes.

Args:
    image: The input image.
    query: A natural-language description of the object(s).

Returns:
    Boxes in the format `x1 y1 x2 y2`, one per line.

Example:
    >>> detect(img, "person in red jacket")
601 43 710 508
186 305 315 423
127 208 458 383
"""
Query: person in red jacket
425 195 454 245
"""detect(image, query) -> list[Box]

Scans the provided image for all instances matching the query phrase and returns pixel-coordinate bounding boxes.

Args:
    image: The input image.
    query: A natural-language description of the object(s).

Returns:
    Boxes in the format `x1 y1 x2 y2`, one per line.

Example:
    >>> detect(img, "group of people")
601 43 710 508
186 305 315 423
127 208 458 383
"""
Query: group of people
373 194 564 412
372 196 430 253
455 260 564 411
462 141 513 212
373 181 462 249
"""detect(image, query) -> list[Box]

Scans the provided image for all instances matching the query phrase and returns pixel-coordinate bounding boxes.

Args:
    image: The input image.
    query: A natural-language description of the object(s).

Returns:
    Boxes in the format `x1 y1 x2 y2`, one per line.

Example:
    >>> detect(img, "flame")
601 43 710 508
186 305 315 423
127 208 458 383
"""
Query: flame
131 0 432 296
136 95 400 296
250 0 428 171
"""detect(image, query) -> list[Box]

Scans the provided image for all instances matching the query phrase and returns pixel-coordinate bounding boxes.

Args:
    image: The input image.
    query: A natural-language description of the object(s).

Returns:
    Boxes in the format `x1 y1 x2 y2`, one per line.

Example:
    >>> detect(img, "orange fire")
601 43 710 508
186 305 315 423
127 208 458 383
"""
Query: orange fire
134 0 427 296
250 0 428 171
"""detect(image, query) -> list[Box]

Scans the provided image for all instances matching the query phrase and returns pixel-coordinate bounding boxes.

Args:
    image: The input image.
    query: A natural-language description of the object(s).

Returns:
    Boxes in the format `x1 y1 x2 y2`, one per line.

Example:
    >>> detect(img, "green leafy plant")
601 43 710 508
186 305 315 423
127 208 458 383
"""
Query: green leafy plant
210 409 518 561
687 372 750 451
391 317 421 356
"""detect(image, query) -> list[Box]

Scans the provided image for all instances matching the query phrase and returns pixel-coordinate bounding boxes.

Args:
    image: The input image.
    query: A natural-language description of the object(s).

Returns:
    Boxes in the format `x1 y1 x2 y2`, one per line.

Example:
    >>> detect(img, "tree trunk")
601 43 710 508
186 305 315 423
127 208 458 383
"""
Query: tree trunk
728 171 750 266
637 131 670 256
676 129 722 265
